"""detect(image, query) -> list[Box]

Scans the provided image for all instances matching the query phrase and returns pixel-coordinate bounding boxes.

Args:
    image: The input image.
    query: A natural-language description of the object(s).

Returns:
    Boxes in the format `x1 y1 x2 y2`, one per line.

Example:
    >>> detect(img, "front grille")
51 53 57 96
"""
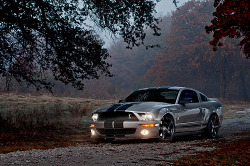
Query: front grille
98 112 138 121
96 128 136 136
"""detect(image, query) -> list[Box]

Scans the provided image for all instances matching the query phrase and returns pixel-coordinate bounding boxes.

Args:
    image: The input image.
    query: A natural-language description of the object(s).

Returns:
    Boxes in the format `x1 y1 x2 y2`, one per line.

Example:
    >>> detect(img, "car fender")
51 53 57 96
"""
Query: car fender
157 108 176 124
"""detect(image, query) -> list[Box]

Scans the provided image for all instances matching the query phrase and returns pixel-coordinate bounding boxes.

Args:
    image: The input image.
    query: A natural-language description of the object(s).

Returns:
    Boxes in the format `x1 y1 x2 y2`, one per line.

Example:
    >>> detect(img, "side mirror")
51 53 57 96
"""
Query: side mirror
179 98 192 105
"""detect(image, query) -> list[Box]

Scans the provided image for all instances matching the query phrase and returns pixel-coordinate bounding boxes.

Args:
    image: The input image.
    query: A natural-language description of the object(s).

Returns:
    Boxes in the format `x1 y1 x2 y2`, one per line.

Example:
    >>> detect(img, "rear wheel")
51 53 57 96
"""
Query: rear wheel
205 114 220 139
158 115 175 142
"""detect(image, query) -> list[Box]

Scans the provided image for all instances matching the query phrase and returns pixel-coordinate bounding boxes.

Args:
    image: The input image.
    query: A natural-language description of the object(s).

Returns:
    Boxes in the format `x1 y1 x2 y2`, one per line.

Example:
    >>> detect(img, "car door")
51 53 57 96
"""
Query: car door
175 89 203 132
199 93 211 125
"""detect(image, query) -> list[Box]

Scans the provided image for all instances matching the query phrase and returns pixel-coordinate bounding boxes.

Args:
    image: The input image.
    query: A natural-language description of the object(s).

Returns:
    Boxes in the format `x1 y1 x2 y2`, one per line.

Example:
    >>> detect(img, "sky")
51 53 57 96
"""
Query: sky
103 0 190 47
155 0 190 16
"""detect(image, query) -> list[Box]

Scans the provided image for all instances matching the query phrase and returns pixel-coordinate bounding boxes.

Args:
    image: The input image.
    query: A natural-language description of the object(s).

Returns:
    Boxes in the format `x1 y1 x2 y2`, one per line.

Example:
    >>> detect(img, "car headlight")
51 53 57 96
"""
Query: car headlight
140 113 154 121
92 114 98 121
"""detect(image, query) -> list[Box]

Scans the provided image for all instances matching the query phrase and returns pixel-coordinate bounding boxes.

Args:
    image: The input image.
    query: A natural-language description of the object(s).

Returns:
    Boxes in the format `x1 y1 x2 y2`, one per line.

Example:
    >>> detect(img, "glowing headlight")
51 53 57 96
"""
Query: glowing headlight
140 113 154 121
92 114 98 121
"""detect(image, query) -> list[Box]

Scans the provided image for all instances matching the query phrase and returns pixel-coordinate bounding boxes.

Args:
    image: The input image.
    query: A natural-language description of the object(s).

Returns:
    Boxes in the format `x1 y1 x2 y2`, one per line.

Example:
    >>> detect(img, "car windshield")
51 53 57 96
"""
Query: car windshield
124 89 179 104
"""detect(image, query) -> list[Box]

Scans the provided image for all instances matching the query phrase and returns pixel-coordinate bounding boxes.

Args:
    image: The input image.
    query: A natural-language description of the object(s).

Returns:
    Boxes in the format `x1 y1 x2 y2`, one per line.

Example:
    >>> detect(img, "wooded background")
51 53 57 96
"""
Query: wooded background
1 0 249 101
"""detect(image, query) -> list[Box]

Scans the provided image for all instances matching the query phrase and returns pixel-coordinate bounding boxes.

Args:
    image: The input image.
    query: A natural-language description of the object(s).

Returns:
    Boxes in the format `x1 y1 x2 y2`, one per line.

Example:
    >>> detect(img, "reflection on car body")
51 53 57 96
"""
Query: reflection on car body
90 86 223 142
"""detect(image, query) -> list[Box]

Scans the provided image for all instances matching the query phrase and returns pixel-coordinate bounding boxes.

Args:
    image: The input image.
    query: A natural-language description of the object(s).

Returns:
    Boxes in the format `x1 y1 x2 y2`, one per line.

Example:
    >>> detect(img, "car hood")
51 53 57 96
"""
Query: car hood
94 102 174 113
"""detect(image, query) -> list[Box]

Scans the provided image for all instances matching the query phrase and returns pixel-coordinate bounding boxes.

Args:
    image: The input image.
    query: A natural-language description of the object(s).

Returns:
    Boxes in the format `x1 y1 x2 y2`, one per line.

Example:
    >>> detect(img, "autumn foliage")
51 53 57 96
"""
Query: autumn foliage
206 0 250 58
0 0 161 91
144 0 250 101
1 0 249 101
175 136 250 165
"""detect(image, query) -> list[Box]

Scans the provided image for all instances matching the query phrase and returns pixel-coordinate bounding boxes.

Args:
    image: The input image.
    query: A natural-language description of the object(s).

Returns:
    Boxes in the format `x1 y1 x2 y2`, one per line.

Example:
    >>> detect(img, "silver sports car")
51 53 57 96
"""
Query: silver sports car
90 86 223 142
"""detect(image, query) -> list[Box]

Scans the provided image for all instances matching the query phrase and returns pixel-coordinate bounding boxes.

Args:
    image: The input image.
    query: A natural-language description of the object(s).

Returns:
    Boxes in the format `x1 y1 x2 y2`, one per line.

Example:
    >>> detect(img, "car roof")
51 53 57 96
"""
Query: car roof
137 86 185 91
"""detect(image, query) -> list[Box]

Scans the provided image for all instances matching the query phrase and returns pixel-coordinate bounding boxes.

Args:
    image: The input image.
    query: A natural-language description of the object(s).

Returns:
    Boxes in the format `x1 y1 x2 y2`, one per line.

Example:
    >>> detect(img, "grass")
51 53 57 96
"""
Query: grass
221 100 250 119
0 94 115 130
0 94 249 154
0 94 115 153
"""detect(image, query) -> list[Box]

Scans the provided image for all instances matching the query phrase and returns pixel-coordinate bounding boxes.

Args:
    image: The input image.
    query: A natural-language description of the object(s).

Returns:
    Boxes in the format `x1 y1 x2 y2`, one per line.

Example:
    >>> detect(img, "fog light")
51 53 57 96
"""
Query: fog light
141 124 155 127
91 129 95 136
141 129 149 136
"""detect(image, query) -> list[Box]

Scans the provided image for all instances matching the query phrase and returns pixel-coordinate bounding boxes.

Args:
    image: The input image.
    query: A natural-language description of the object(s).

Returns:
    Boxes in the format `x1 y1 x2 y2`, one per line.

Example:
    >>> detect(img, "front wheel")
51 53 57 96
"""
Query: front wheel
158 115 175 142
205 114 220 139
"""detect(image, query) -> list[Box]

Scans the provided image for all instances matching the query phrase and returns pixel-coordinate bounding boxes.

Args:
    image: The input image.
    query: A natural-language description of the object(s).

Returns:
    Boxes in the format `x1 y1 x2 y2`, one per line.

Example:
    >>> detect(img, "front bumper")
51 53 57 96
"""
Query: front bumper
90 120 160 139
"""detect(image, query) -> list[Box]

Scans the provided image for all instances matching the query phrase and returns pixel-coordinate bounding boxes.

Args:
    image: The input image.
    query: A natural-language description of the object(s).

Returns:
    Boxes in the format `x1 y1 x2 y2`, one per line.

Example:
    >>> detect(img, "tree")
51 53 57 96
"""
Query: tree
0 0 162 91
108 15 172 91
205 0 250 58
145 0 250 101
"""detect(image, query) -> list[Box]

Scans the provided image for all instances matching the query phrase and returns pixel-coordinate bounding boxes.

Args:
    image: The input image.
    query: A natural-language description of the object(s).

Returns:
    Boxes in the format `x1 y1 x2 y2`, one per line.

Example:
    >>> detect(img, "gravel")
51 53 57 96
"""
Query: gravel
0 114 249 166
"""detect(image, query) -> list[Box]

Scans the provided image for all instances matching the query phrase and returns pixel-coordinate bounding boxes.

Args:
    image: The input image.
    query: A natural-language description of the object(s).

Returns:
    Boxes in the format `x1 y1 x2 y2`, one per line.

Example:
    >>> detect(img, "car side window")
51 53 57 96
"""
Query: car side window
200 93 208 102
179 90 199 103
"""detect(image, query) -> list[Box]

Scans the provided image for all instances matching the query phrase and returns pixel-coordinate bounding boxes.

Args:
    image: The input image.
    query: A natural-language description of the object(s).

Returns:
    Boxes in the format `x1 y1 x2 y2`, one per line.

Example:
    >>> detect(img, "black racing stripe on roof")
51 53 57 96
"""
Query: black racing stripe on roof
138 86 170 90
138 86 184 91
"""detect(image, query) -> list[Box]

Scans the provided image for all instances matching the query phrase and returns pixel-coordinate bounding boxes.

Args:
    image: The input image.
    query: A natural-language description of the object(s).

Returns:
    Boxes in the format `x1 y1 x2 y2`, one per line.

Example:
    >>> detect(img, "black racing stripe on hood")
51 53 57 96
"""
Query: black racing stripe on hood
104 120 124 129
106 104 122 112
104 120 113 128
114 120 124 128
116 103 135 111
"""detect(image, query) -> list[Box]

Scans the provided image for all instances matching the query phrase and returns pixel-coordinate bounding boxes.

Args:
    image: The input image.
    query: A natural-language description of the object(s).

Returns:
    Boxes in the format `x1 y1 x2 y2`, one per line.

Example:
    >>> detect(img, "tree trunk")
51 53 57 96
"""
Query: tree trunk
239 71 249 101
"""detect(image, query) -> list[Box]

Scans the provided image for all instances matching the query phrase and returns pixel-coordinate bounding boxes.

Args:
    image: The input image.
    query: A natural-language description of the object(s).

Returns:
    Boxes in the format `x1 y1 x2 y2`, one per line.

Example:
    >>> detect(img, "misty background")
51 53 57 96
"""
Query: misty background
0 0 249 101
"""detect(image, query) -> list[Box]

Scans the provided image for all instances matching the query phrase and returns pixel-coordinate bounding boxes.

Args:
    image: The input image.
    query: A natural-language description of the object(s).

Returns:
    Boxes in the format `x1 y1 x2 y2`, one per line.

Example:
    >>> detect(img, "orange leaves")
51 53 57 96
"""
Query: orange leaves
143 0 249 98
144 1 218 85
0 129 83 153
175 136 250 165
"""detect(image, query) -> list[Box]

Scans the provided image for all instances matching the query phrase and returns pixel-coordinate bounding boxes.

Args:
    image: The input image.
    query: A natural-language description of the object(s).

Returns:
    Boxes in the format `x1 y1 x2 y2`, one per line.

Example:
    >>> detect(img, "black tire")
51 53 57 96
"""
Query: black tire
205 114 220 139
95 138 115 143
158 115 175 142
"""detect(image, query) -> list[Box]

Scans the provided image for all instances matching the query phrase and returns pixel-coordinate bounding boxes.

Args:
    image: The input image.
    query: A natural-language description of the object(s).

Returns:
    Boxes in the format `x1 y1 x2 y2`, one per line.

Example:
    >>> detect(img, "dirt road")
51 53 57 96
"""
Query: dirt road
1 112 249 166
